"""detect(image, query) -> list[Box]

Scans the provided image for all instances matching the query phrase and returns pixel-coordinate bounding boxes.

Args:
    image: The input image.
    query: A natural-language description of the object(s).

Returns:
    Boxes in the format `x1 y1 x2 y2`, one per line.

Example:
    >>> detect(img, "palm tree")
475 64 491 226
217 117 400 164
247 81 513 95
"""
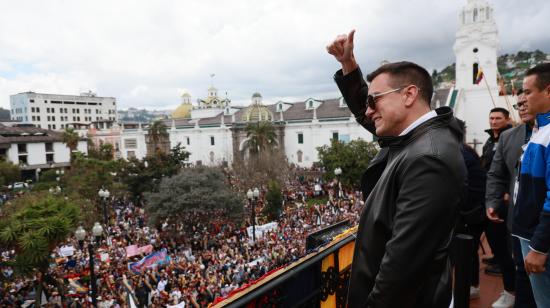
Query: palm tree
147 120 169 155
0 193 81 306
243 121 278 156
62 128 80 154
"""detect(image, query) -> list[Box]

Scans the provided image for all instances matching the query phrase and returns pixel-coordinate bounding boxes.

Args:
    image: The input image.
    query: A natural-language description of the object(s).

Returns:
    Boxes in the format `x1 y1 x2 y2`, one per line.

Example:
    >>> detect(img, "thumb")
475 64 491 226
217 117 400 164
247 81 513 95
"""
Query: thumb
348 29 356 44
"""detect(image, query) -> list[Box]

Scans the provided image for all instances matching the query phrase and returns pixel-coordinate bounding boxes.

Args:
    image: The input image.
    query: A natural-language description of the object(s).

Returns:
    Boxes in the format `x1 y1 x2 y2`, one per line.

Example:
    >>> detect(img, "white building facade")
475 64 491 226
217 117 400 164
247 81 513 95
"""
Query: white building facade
10 91 117 131
0 124 87 173
120 89 375 167
450 0 516 151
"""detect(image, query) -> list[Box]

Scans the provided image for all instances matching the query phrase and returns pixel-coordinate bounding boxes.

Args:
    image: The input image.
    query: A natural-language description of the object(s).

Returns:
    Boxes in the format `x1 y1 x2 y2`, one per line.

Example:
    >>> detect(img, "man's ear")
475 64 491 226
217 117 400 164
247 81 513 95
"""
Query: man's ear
403 85 420 107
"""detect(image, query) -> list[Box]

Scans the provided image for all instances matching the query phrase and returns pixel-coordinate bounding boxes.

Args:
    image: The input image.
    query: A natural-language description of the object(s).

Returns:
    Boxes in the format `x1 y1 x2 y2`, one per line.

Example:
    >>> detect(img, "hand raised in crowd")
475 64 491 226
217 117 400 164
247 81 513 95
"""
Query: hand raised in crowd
486 207 504 223
524 250 547 274
326 29 358 75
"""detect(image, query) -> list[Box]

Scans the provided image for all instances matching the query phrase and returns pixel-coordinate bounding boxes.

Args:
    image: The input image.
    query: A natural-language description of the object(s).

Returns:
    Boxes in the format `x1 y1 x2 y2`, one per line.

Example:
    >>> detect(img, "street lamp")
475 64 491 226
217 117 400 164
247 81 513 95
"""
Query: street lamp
98 188 110 225
334 167 343 202
247 188 260 243
75 223 104 308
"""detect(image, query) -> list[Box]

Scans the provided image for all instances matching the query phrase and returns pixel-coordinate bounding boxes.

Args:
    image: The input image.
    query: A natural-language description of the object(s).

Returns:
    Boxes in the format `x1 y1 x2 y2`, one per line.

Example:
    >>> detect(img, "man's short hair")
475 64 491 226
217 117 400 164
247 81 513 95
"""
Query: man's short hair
366 61 433 106
516 88 523 96
525 63 550 91
490 107 510 118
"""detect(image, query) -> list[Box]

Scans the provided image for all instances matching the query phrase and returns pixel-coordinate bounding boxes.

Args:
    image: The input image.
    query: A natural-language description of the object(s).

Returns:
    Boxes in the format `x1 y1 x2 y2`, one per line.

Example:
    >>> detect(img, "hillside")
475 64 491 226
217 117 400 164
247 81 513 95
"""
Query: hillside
432 50 550 92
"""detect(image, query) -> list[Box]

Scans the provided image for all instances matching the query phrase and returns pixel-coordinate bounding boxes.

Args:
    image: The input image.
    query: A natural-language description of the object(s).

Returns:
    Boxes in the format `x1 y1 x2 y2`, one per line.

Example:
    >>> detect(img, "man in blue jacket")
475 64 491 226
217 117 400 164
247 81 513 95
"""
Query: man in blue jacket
513 63 550 307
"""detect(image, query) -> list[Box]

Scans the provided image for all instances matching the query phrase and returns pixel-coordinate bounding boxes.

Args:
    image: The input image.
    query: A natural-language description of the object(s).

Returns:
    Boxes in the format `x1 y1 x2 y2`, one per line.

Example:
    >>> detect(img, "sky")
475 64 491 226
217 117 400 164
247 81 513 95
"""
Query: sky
0 0 548 111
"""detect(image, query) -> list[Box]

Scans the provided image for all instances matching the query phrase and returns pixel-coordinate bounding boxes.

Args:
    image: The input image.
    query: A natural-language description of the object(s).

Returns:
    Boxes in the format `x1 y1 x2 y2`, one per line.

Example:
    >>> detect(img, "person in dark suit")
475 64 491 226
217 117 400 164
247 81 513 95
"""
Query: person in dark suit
486 91 536 307
327 30 466 308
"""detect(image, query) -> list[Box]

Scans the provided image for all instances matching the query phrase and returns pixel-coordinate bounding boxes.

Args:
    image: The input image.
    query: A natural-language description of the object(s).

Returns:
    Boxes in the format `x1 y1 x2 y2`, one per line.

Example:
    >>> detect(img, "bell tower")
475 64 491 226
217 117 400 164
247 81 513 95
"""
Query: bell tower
453 0 499 90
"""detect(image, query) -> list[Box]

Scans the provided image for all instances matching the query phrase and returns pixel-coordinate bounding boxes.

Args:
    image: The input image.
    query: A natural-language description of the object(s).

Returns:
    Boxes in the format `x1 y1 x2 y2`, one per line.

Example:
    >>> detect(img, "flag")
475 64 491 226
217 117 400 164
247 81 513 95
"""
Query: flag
475 68 484 84
128 249 171 273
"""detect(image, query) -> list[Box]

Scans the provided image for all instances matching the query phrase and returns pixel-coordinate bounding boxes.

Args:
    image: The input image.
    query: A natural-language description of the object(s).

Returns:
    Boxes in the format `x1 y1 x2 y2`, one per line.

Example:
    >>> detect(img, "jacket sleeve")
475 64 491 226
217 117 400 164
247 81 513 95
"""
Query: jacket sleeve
529 147 550 254
333 68 376 134
485 137 510 210
367 156 462 307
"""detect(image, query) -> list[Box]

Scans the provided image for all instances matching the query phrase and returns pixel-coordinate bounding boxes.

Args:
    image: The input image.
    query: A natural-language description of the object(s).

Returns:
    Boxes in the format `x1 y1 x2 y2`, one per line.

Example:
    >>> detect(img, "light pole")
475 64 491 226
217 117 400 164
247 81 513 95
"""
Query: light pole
334 167 342 203
247 188 260 243
75 222 104 308
98 188 110 225
55 169 64 183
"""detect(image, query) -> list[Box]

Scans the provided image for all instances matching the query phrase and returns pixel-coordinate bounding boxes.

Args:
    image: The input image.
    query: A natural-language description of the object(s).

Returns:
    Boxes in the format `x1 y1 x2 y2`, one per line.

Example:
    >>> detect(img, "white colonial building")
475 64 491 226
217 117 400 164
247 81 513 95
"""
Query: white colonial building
10 91 118 131
120 88 375 167
443 0 518 151
0 123 87 178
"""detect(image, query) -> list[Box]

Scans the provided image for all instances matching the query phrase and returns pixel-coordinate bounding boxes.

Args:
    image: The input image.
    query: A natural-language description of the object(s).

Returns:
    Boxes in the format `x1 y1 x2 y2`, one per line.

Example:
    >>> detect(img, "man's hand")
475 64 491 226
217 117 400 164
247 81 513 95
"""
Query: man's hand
524 250 548 274
486 207 504 223
326 29 358 75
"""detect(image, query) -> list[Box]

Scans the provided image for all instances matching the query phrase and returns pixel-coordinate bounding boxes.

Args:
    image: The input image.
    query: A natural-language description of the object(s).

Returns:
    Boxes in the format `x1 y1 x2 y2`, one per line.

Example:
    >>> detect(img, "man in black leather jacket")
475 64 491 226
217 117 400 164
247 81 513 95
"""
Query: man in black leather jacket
327 30 466 307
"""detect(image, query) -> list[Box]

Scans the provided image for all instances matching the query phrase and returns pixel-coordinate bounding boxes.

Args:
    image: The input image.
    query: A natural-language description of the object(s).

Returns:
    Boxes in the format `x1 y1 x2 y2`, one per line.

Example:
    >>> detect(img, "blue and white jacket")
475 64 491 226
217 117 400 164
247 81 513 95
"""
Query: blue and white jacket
513 111 550 254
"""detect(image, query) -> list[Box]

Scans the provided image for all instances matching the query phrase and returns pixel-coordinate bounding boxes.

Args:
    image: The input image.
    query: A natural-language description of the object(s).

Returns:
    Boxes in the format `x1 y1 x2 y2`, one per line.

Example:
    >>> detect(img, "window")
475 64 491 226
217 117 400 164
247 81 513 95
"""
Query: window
18 155 28 165
46 153 54 163
298 133 304 144
210 136 215 146
124 139 137 149
31 107 35 112
37 116 40 121
17 144 27 154
297 150 303 163
32 116 36 121
45 143 53 152
127 151 136 158
29 99 35 103
332 132 339 141
186 137 190 145
52 124 56 129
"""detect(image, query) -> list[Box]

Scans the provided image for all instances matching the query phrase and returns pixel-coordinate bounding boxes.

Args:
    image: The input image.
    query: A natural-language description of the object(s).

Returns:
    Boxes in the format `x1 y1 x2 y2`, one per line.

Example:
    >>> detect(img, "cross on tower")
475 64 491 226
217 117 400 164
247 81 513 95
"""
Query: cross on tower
467 138 483 152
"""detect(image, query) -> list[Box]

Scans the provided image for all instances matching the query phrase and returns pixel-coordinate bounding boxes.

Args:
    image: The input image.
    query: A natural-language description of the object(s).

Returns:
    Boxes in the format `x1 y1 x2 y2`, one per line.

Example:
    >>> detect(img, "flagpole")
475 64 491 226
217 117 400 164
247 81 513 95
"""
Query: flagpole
482 71 497 108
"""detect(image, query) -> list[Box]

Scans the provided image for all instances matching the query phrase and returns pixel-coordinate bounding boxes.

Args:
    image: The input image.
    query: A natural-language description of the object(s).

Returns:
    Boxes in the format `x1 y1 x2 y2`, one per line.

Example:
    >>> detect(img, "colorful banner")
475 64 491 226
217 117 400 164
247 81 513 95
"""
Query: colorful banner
126 244 154 258
128 249 171 273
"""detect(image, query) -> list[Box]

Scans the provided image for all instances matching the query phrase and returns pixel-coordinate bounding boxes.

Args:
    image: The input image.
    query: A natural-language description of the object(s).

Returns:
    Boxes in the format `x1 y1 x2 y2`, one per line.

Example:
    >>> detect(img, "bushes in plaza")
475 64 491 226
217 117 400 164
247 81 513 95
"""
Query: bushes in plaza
316 139 379 188
145 166 243 225
264 180 284 220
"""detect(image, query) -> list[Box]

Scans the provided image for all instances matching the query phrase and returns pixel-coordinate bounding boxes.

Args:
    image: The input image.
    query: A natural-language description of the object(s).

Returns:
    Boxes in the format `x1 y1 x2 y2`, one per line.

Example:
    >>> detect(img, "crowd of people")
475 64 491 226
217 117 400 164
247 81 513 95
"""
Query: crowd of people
0 173 362 307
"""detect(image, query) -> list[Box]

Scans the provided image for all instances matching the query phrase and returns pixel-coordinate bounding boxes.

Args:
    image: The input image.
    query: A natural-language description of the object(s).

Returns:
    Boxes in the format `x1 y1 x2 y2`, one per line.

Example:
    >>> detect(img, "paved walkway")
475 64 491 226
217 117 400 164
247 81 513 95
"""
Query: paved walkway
470 237 507 308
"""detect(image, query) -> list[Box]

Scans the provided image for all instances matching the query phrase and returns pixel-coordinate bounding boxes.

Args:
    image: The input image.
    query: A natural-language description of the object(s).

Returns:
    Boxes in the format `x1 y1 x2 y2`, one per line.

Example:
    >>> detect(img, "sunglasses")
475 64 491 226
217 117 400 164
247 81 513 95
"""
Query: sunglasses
366 86 410 109
512 101 527 110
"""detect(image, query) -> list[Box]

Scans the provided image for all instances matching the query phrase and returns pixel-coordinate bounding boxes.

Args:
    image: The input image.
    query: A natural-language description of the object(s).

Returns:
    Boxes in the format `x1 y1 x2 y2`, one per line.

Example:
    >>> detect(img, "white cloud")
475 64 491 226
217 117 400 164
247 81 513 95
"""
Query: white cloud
0 0 548 110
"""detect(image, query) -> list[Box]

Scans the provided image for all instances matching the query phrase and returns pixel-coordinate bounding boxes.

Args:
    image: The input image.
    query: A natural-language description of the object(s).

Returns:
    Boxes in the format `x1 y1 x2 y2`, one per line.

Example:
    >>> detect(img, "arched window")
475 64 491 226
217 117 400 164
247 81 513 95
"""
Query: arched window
473 8 478 22
297 150 303 163
209 151 215 163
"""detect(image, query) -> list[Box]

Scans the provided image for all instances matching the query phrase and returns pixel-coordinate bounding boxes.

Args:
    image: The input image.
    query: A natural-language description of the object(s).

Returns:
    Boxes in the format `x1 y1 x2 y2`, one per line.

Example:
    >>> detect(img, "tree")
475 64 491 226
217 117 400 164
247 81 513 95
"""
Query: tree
263 180 283 221
316 139 379 188
0 159 20 186
243 121 278 157
145 166 243 226
0 193 81 305
62 128 80 156
147 120 169 155
119 143 190 198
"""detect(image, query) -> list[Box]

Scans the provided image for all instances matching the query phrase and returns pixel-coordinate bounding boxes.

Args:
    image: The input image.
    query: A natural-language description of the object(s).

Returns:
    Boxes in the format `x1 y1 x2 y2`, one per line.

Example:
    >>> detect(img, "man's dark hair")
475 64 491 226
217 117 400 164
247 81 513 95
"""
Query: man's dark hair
516 88 523 96
525 63 550 91
366 61 433 106
490 107 510 118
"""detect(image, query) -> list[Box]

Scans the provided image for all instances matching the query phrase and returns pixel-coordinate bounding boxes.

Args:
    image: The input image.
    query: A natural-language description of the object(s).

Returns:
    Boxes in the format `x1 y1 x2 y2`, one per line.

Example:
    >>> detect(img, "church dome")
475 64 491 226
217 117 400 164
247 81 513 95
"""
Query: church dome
242 103 273 122
181 92 191 98
252 92 262 98
172 103 192 119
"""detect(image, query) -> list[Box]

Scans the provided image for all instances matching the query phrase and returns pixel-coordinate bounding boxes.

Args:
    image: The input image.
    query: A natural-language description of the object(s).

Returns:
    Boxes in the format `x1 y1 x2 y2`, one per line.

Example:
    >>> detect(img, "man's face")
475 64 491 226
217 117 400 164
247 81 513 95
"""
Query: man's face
489 111 508 131
365 73 408 136
523 75 550 115
517 94 535 123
